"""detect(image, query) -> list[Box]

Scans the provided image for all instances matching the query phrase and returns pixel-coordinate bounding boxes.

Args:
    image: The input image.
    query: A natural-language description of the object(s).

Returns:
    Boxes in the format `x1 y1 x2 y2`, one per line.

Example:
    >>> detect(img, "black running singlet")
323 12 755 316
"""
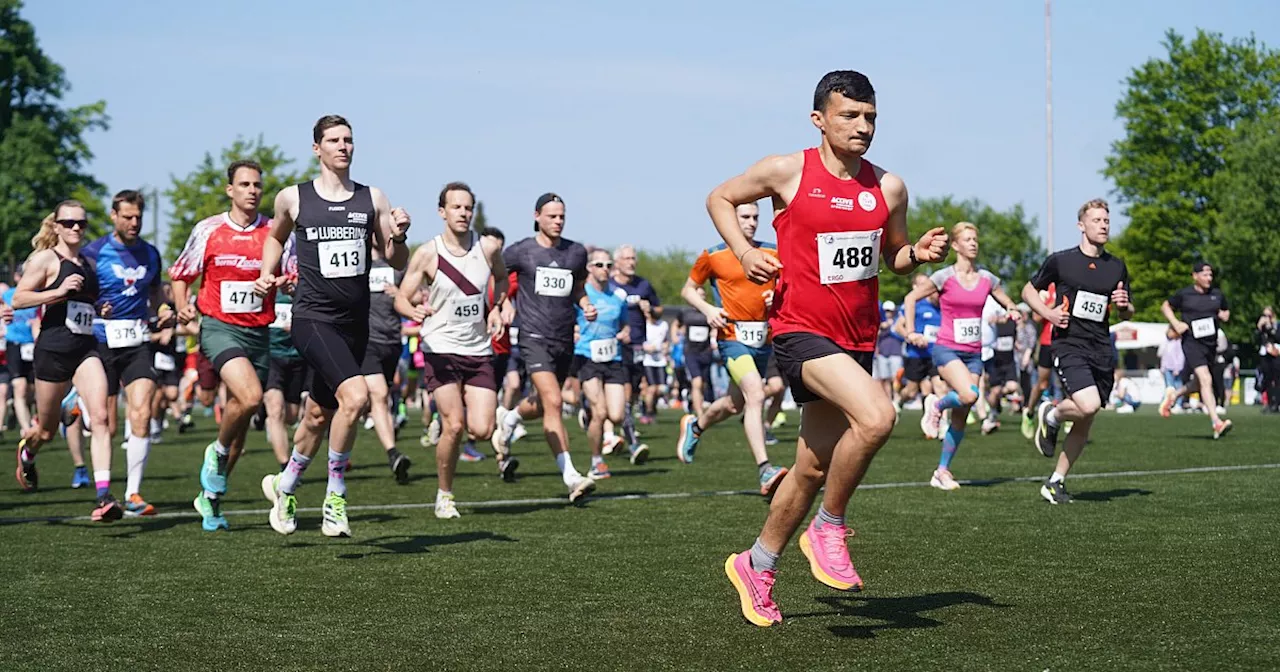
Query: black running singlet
292 181 377 323
39 254 101 352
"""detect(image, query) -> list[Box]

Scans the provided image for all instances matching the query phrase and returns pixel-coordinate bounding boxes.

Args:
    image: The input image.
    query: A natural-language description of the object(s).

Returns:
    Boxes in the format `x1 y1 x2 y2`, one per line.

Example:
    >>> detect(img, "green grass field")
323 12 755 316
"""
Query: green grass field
1 405 1277 671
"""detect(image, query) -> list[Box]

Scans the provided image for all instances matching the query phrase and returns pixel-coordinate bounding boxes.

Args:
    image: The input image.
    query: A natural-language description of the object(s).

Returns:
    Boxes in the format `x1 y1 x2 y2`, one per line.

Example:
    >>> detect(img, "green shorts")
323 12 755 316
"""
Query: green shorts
199 316 270 386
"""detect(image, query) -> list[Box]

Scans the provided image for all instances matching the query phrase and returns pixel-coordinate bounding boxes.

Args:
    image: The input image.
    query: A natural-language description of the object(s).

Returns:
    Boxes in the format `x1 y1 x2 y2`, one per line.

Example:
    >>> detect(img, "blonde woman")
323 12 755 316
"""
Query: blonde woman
12 201 121 522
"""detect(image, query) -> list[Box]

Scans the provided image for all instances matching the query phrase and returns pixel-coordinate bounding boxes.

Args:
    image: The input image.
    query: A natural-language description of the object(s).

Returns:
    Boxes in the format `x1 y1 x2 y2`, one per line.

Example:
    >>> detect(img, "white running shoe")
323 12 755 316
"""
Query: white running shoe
491 410 514 458
435 492 461 519
568 475 597 503
930 468 961 491
321 492 351 538
602 434 622 456
511 421 528 444
363 416 375 431
427 414 442 445
921 394 941 439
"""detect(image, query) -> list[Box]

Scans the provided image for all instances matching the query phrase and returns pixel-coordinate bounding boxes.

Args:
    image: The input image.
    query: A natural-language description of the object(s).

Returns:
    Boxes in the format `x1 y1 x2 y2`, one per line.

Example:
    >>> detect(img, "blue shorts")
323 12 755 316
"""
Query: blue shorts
718 340 772 385
932 344 984 376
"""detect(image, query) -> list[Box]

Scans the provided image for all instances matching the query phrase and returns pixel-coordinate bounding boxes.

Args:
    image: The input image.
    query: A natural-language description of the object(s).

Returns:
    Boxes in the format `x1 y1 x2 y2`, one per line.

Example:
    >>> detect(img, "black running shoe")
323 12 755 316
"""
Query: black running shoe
178 414 194 434
1034 402 1059 458
498 456 520 483
15 442 37 492
1040 479 1072 505
391 453 412 485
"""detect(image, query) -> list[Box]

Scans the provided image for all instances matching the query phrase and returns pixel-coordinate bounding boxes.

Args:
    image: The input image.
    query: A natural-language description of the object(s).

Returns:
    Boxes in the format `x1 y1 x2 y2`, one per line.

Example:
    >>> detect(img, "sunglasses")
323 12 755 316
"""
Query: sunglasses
589 261 613 269
56 219 88 230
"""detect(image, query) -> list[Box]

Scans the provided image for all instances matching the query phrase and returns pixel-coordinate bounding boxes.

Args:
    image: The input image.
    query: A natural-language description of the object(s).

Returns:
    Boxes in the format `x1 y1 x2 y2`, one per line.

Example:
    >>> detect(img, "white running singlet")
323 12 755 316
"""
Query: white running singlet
421 234 493 356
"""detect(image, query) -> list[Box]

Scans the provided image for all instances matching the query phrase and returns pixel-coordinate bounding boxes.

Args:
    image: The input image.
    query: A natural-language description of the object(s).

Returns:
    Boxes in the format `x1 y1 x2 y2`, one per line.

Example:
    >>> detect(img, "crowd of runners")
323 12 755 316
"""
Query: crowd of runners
2 72 1275 628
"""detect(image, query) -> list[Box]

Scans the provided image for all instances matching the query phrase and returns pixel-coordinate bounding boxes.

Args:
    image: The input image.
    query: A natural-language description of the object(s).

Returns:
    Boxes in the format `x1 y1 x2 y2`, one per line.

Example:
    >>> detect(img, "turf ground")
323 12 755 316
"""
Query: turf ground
1 405 1277 671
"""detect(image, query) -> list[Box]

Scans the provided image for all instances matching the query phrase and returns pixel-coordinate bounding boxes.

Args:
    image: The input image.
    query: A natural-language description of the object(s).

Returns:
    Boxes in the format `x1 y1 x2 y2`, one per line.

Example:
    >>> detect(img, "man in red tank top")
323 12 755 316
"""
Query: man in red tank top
711 70 949 627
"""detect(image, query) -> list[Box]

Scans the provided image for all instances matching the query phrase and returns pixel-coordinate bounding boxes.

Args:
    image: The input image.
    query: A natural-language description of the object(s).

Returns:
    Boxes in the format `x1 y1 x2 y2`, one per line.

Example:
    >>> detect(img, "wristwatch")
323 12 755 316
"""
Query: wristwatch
908 245 919 265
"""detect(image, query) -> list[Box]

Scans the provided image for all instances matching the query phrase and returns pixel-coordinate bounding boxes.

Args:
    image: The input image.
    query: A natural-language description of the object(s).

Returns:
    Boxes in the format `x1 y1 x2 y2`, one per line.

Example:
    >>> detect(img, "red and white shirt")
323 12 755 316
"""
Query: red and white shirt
168 213 295 328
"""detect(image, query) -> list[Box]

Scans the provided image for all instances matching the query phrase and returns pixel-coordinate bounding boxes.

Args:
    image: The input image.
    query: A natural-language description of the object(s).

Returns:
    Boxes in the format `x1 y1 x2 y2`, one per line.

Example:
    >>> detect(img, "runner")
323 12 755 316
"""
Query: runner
894 274 942 421
1021 282 1058 439
573 248 647 478
907 222 1022 490
82 190 171 517
1158 262 1233 438
491 192 597 502
1023 198 1132 503
479 226 514 462
641 308 670 419
170 160 282 531
363 247 413 483
981 307 1020 434
13 201 123 520
715 70 948 627
256 114 412 537
612 244 662 431
265 289 306 470
395 181 507 518
2 266 38 447
147 283 181 442
675 202 789 496
676 289 714 416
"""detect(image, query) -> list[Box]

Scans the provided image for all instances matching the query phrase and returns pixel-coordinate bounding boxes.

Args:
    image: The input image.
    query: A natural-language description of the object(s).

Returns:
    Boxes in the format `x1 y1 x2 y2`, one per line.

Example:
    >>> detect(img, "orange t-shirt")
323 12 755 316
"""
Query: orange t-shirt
688 241 778 343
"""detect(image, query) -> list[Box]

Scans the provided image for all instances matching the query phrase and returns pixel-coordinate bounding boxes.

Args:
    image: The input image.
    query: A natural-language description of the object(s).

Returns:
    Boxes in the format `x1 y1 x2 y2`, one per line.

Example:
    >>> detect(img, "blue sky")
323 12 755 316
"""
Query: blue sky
25 0 1280 256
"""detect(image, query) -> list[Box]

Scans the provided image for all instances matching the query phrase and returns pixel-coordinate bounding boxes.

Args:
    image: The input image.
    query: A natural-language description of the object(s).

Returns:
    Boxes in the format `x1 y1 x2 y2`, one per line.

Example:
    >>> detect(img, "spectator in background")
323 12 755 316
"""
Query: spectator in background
873 300 904 405
1256 306 1279 413
1158 327 1186 415
1110 368 1142 414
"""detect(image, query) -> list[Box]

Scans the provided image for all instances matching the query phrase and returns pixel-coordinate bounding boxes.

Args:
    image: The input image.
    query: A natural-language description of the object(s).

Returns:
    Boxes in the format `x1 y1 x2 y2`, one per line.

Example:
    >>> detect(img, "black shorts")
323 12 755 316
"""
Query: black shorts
98 343 157 396
644 365 665 387
621 344 645 388
985 357 1017 386
1036 343 1054 369
1182 337 1216 372
520 337 574 384
685 348 713 381
292 318 368 410
764 353 781 381
267 356 308 405
903 356 935 383
34 339 99 384
1053 350 1114 402
773 332 873 405
493 353 510 381
6 342 35 381
361 340 402 384
567 353 586 380
580 359 629 386
0 370 10 385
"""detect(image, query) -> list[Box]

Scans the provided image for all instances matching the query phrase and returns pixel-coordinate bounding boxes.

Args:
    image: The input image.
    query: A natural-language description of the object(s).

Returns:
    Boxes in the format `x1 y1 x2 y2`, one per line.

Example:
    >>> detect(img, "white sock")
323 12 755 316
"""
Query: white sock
1049 472 1065 484
436 488 451 500
604 430 617 443
1045 408 1061 428
591 455 603 468
554 451 579 484
503 409 521 431
150 419 161 435
212 439 229 457
124 418 132 437
125 434 151 497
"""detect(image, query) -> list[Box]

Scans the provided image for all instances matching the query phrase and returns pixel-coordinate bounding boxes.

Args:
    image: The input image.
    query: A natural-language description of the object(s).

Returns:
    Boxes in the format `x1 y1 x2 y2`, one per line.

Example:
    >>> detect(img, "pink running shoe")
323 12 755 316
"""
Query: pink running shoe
921 394 942 440
799 518 863 591
725 552 782 627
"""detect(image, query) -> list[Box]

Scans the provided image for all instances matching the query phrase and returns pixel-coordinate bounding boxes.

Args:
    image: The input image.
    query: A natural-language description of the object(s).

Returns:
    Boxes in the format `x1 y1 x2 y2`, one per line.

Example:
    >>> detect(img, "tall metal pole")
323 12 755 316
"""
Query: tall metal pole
1045 0 1055 253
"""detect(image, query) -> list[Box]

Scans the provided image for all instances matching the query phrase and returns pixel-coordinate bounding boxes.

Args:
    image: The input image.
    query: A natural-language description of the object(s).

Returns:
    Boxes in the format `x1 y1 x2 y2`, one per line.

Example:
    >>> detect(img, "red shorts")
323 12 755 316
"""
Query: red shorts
196 351 220 391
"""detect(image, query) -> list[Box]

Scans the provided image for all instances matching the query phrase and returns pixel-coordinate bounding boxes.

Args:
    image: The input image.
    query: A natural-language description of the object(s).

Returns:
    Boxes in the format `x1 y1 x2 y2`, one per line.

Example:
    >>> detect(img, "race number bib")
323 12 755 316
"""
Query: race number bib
688 326 710 343
20 343 35 361
535 267 572 297
1070 290 1108 323
446 295 484 324
1191 317 1216 339
633 348 644 364
153 352 176 371
368 266 395 292
318 239 366 279
65 301 95 335
270 302 292 330
996 336 1015 352
509 326 519 345
590 338 618 363
817 229 881 285
953 317 981 345
923 324 940 343
220 281 263 314
105 319 148 348
735 321 768 348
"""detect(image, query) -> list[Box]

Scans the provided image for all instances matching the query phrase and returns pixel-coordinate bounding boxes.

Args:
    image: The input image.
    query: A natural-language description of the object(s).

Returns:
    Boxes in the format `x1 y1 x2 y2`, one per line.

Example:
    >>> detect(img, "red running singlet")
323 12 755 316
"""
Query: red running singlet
770 148 890 351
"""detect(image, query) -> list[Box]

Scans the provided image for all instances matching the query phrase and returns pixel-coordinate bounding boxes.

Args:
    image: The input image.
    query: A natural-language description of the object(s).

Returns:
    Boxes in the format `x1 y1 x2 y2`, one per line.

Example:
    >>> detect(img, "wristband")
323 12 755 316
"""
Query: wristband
391 234 408 244
908 245 919 265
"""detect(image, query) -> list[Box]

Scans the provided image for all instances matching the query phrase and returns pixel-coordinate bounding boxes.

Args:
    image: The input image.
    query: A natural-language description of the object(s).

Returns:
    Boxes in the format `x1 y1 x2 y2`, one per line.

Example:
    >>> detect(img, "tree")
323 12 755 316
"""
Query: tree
164 136 318 264
1207 109 1280 352
0 0 109 265
472 200 488 233
637 247 698 306
1105 29 1280 321
877 196 1043 304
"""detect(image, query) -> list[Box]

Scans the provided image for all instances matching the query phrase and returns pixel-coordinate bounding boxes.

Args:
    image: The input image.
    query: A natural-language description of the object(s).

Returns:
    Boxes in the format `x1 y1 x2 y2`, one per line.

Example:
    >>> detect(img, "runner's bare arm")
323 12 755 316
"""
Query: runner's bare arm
485 236 509 307
1160 300 1187 334
990 286 1022 321
370 188 410 270
706 154 800 282
394 243 433 322
12 251 66 309
171 280 198 324
260 187 297 283
879 173 947 274
1023 282 1064 327
680 278 728 329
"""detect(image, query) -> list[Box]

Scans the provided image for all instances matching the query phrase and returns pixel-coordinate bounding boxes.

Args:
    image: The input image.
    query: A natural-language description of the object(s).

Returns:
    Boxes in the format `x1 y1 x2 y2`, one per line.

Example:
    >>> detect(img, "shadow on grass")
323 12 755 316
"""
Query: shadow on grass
1072 488 1152 502
789 591 1010 638
958 477 1017 488
330 530 518 559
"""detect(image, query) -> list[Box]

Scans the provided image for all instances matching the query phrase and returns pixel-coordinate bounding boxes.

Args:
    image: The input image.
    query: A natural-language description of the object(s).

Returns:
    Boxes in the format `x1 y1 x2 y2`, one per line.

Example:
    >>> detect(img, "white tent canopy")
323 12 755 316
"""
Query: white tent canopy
1110 321 1168 350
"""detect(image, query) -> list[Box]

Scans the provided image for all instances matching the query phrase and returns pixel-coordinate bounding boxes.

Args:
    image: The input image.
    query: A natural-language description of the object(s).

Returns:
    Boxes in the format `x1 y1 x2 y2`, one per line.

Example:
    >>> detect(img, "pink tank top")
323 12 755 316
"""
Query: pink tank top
930 266 1001 353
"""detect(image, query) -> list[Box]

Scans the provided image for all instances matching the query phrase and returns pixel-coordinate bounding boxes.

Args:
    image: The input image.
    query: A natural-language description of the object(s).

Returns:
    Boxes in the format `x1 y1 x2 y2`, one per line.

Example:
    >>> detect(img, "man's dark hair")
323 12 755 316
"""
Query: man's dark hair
813 70 875 111
438 181 475 208
227 160 262 184
112 189 145 213
481 226 505 242
313 115 351 143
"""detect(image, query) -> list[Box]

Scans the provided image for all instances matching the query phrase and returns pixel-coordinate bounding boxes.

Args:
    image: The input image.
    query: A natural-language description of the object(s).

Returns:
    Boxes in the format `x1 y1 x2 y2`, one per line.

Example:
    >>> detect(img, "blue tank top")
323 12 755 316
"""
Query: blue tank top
904 298 942 358
574 282 627 361
82 234 163 344
1 288 36 344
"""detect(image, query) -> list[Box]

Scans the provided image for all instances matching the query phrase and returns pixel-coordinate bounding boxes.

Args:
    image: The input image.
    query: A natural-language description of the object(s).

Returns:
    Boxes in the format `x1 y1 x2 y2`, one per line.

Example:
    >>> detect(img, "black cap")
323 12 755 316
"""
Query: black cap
534 193 563 232
1193 261 1213 273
